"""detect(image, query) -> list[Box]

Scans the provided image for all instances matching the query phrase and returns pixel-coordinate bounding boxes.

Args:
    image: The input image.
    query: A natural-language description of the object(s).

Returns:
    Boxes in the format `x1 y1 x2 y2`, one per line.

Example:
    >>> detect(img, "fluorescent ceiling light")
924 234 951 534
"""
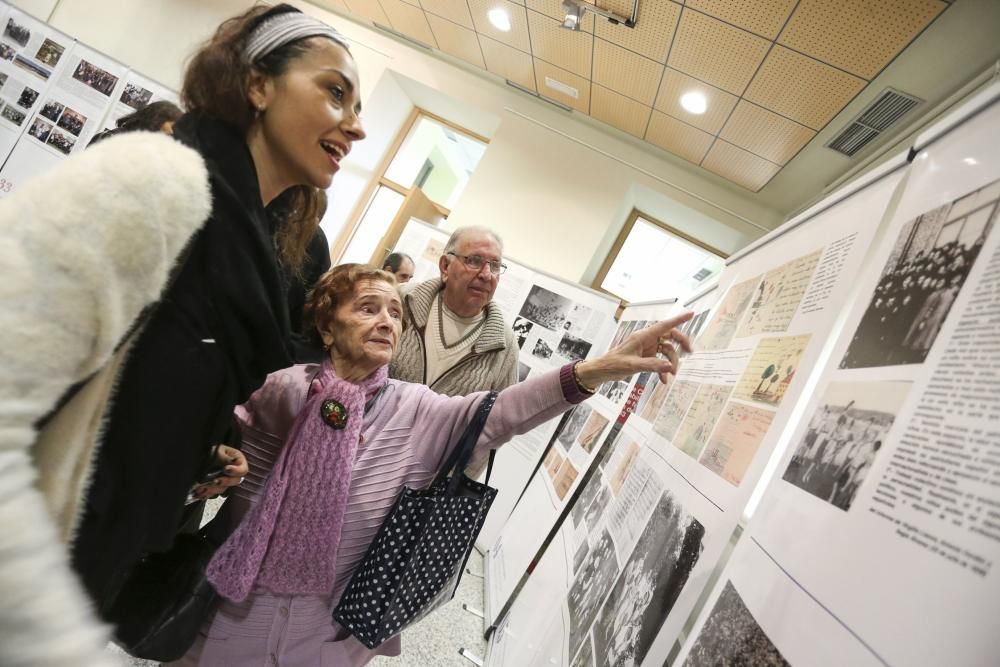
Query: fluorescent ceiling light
680 91 708 115
488 8 512 31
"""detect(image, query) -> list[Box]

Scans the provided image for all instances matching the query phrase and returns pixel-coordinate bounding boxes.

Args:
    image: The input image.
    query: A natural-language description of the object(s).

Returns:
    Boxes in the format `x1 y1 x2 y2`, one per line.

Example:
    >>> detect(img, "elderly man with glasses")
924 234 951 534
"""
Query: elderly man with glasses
390 226 518 403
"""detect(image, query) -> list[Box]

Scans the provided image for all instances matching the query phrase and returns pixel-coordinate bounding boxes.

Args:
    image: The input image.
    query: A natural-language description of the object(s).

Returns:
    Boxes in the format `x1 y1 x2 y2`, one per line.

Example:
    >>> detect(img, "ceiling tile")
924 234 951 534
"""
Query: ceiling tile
702 140 781 191
744 45 866 130
685 0 797 40
667 8 770 95
343 0 389 24
419 0 474 29
720 100 816 165
398 0 419 6
380 0 438 45
590 85 652 138
596 0 636 18
592 38 662 106
594 0 680 63
479 35 536 90
427 14 485 67
525 0 594 32
527 10 593 78
653 67 737 134
312 0 351 13
534 58 591 112
645 111 714 164
469 0 532 52
779 0 946 79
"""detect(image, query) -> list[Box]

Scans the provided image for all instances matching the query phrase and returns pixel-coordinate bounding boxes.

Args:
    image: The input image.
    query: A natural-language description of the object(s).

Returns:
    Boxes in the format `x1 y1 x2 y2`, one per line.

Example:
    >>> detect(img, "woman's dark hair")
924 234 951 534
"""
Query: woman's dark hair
116 100 183 132
182 3 341 275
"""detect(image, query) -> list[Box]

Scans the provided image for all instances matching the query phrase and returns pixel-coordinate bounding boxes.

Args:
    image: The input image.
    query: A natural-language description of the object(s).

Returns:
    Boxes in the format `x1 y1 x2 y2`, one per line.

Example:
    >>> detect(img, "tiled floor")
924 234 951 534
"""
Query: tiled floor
107 507 490 667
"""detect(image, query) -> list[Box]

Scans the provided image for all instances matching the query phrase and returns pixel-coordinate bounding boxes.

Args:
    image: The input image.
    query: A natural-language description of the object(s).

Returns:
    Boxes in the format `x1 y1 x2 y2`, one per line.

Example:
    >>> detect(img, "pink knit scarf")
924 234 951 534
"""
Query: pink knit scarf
207 360 388 601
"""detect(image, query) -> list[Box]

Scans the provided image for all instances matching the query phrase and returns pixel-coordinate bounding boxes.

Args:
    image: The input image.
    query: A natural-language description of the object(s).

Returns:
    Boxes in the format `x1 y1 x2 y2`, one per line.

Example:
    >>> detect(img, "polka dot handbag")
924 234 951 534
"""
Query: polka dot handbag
334 392 499 649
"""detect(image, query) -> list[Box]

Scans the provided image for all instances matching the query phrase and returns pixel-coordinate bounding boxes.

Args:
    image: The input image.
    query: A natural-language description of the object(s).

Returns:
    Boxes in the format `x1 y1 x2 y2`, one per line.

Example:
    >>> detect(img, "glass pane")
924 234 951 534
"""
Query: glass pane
383 116 486 209
601 218 725 303
341 185 406 265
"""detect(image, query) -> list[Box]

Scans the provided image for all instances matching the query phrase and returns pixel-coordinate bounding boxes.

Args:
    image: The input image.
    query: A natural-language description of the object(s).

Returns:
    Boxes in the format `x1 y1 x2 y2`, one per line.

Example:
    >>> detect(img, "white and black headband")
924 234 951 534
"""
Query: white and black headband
245 10 349 62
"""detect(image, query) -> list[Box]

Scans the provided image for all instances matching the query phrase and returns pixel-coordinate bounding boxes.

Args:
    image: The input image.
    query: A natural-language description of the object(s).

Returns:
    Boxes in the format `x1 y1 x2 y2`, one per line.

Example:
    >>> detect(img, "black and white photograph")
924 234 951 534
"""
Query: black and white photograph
572 632 595 667
56 106 86 136
532 338 553 361
782 381 909 511
682 581 789 666
119 82 153 110
0 44 14 61
519 284 574 331
3 18 30 47
72 59 119 96
1 103 25 126
34 38 64 67
572 539 590 575
27 116 51 142
512 316 533 349
599 380 629 404
0 72 7 88
593 491 705 667
558 333 593 362
567 529 620 661
571 472 604 528
46 128 75 155
16 85 38 109
559 403 593 448
13 53 51 80
39 99 63 122
517 361 530 383
840 178 999 369
582 483 610 532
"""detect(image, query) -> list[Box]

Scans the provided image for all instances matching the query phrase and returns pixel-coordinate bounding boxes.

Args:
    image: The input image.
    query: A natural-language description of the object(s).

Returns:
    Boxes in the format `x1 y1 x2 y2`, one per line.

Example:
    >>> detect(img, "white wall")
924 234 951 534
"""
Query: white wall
17 0 783 283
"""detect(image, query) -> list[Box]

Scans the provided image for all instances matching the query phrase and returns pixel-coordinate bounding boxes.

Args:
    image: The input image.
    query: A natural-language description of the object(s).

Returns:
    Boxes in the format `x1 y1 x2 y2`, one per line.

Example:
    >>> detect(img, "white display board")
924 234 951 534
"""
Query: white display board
390 219 621 553
677 87 1000 667
487 148 909 667
484 300 681 627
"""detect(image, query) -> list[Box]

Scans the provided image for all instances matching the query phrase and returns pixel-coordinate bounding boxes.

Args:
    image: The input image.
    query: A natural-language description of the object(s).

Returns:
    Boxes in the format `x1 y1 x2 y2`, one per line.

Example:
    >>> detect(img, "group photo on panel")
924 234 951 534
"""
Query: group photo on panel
0 4 692 666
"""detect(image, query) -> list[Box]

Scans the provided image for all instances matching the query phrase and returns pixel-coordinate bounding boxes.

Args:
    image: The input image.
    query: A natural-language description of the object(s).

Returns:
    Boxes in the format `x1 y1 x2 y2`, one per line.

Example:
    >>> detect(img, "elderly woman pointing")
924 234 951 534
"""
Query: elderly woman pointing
175 263 693 666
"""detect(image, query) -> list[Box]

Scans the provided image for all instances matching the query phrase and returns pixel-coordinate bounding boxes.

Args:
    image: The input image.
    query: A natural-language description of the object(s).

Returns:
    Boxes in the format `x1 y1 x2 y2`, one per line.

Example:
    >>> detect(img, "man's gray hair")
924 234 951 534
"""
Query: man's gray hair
443 226 504 255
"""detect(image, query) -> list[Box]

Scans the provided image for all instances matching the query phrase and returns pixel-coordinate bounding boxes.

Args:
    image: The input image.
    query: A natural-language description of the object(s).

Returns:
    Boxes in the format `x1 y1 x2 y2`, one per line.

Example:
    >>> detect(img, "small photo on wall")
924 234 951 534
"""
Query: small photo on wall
46 128 75 155
0 43 15 61
119 82 153 110
16 85 38 109
3 18 30 47
38 99 64 122
27 117 51 142
34 38 65 67
72 59 119 96
512 316 533 349
56 106 86 136
1 103 26 126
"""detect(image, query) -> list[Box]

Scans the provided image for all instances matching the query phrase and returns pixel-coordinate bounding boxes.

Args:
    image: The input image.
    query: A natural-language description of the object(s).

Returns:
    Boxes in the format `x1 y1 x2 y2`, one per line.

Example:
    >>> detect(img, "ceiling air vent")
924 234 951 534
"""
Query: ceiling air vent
826 88 922 157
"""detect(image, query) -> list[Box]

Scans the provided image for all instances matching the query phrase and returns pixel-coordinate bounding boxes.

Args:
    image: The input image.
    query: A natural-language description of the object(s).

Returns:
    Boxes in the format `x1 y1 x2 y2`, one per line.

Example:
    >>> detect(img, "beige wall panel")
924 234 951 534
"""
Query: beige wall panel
592 38 663 106
595 0 636 18
380 0 438 45
469 0 532 52
534 59 592 112
594 0 680 63
645 111 714 164
313 0 351 13
744 45 866 130
667 9 769 94
702 140 781 192
344 0 390 24
685 0 796 39
528 10 593 78
480 35 536 90
419 0 474 28
526 0 595 32
653 67 737 135
590 85 652 138
779 0 946 79
720 100 816 165
427 14 485 67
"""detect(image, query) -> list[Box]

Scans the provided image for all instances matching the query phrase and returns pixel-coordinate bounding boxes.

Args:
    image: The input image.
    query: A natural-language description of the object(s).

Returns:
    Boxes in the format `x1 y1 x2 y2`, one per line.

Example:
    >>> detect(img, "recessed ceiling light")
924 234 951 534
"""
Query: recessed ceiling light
680 91 708 115
488 8 512 31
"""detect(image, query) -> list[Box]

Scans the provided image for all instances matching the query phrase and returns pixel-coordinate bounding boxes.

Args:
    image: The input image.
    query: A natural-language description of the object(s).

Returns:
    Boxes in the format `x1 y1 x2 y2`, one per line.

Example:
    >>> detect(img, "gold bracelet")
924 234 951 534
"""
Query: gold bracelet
572 361 598 394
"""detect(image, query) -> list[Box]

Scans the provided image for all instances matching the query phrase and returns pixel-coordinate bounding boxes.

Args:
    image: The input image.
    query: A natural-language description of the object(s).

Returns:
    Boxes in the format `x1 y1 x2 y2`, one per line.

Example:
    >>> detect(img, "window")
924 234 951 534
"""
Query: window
334 110 488 265
595 210 727 304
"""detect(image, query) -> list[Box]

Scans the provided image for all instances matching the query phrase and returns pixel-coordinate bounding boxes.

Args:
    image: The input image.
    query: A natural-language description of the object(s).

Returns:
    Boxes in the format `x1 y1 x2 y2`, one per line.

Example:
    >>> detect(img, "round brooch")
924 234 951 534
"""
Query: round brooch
321 399 349 430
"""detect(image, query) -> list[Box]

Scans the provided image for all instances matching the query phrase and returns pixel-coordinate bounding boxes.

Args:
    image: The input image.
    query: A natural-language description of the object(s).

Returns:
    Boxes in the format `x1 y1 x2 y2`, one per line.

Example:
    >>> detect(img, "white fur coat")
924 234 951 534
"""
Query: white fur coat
0 133 211 666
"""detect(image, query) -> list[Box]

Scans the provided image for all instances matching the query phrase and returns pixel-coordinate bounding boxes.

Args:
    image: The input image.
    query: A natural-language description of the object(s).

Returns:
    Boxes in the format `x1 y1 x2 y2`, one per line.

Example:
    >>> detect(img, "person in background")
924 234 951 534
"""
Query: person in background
390 226 518 396
69 3 366 618
170 262 694 666
381 251 415 283
87 99 183 146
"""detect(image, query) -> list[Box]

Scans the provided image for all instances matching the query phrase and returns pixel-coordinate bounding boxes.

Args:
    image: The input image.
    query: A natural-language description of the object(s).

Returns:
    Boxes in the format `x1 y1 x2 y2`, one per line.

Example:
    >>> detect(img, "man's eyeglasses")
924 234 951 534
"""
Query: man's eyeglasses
447 252 508 275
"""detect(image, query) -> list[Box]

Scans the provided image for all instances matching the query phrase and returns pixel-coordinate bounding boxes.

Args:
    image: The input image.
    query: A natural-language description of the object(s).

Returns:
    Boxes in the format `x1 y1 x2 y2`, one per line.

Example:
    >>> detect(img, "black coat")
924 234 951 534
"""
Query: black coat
71 114 295 609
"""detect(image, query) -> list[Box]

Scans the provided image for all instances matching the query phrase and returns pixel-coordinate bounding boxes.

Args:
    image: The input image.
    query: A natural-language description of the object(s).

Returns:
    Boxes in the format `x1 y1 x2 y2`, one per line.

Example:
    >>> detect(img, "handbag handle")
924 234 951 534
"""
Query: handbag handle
433 391 498 492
